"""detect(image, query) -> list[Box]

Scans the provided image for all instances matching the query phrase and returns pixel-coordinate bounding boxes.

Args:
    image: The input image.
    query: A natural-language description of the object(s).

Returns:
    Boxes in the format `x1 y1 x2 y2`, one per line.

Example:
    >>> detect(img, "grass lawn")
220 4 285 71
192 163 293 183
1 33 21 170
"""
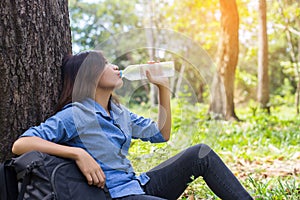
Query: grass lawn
128 100 300 200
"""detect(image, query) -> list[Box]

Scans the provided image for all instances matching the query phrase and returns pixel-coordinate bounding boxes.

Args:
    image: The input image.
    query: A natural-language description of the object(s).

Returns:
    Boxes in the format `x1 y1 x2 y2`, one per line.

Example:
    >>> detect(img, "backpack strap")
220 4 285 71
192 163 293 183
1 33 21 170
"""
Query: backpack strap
17 172 32 200
17 160 44 200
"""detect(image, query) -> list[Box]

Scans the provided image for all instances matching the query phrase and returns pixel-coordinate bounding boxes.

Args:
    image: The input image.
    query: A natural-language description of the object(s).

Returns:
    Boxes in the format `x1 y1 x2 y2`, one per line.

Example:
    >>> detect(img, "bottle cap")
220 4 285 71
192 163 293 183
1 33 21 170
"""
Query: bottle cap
120 70 123 78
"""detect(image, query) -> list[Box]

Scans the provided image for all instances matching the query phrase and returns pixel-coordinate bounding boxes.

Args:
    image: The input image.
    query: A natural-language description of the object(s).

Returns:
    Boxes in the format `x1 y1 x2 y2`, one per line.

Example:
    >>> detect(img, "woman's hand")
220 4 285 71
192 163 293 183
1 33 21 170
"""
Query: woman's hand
73 148 106 188
145 70 169 88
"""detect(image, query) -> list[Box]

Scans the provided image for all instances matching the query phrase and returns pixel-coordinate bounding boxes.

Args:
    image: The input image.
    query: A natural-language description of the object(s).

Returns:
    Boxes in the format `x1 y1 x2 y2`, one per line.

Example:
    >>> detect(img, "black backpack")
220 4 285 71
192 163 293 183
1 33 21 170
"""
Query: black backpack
0 151 112 200
0 159 18 200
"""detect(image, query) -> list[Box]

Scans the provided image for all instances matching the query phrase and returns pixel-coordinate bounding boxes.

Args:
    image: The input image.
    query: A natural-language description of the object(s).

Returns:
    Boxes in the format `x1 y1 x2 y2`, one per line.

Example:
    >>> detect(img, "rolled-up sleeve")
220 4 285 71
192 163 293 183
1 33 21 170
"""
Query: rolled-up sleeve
130 112 166 143
21 109 76 143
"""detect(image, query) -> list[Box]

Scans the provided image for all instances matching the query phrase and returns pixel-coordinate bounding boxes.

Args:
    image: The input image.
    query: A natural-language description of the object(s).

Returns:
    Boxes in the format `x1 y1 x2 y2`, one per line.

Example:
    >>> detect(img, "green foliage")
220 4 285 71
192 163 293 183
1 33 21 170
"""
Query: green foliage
237 0 300 104
247 177 299 200
69 0 140 52
68 0 300 108
128 99 300 199
235 69 257 103
164 0 220 55
270 79 295 108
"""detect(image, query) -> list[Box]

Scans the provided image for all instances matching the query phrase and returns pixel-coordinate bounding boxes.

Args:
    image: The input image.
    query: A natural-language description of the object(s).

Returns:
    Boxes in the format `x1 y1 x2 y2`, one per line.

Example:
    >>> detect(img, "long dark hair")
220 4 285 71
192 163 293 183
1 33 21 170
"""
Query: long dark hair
55 51 106 112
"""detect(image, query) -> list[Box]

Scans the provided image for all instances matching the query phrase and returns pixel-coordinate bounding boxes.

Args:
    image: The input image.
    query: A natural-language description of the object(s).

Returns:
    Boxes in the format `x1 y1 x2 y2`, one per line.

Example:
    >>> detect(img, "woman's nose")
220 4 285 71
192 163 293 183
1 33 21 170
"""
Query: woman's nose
111 64 119 70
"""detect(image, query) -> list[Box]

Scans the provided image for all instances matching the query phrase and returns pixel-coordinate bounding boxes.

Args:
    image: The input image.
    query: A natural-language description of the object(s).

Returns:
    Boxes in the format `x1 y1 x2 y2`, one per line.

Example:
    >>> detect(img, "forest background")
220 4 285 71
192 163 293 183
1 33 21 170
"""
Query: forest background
68 0 299 199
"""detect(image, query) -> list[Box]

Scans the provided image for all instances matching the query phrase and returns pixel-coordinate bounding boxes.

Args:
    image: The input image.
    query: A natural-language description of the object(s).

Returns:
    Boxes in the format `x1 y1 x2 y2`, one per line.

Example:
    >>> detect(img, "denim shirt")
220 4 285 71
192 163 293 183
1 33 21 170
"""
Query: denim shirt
21 98 166 198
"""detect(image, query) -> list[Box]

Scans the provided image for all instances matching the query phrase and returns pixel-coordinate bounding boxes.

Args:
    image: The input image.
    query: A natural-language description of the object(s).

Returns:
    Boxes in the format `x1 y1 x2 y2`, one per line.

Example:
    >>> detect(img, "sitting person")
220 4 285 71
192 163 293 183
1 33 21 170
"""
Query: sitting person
12 50 253 200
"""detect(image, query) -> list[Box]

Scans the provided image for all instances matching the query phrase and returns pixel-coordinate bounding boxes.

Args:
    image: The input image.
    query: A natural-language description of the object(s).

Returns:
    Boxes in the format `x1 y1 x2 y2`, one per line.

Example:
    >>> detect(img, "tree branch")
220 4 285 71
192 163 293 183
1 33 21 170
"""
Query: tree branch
274 23 300 37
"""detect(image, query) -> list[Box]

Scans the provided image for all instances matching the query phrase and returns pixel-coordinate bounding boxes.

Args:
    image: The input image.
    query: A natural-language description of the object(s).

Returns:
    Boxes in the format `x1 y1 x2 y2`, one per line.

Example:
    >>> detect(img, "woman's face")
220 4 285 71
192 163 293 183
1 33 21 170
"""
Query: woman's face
97 62 123 90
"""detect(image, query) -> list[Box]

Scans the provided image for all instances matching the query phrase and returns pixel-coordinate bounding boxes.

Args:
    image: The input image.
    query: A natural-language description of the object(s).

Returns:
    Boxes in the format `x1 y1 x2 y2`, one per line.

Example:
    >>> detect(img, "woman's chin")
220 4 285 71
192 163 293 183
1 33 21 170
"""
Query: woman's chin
114 80 123 89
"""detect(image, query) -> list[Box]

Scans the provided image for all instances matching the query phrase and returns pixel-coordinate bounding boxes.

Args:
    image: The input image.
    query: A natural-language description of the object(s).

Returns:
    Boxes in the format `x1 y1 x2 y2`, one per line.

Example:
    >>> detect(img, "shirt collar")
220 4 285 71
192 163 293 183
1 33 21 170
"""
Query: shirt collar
81 98 123 119
110 100 123 120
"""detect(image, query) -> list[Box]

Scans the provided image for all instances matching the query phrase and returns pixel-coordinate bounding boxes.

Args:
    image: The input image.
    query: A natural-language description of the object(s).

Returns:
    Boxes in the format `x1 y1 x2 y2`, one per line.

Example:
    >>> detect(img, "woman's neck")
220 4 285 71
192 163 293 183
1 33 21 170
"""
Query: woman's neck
95 88 112 113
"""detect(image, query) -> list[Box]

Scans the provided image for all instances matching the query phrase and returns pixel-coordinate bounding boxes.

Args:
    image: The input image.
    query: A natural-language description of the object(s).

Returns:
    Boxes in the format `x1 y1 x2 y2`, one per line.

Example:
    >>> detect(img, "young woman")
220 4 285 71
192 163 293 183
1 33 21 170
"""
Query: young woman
12 51 253 200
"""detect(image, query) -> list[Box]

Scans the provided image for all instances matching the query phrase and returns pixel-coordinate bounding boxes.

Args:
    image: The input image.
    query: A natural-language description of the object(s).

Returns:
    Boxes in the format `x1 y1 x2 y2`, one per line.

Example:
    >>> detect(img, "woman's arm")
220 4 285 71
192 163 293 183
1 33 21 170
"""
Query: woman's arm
146 71 171 141
12 136 106 188
13 136 78 157
156 83 171 141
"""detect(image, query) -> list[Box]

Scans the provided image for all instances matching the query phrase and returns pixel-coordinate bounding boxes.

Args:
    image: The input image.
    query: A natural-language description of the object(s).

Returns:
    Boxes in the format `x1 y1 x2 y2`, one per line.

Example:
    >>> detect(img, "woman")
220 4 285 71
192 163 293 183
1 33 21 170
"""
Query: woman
12 51 253 200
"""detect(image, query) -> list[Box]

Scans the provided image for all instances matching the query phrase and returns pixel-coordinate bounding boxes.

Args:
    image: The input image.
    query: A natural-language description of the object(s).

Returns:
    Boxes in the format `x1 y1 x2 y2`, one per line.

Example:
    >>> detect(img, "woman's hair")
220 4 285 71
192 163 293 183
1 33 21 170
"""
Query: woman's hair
55 50 106 112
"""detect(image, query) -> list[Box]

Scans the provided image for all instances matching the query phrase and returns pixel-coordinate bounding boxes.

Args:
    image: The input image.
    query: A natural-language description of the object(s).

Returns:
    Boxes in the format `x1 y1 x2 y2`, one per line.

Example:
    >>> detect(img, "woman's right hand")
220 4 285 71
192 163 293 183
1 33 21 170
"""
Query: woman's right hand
73 148 106 188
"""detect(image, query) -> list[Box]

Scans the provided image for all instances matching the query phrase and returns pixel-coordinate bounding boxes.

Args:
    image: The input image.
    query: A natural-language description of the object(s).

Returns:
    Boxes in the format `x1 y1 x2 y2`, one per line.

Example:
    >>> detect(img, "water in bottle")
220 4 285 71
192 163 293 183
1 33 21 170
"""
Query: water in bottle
120 61 175 81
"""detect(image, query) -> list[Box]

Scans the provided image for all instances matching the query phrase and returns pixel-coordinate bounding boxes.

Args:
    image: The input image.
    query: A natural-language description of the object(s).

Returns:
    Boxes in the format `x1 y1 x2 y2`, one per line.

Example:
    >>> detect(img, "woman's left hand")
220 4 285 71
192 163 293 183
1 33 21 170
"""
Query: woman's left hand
145 70 169 88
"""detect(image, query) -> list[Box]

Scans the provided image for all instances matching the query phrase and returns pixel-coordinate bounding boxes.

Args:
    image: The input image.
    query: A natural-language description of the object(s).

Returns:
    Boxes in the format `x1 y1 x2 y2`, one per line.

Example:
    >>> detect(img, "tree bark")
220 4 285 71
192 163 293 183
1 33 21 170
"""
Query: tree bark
209 0 239 121
144 1 158 106
257 0 270 113
0 0 72 161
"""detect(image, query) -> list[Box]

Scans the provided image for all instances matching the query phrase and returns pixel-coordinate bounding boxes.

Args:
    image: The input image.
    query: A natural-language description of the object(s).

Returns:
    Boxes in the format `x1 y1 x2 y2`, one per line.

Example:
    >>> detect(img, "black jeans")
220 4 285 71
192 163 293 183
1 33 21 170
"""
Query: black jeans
116 144 253 200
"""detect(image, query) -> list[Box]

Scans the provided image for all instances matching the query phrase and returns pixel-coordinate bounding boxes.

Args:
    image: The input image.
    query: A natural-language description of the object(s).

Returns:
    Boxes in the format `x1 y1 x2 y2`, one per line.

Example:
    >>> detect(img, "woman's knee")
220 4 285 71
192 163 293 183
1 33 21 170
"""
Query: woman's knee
190 143 213 159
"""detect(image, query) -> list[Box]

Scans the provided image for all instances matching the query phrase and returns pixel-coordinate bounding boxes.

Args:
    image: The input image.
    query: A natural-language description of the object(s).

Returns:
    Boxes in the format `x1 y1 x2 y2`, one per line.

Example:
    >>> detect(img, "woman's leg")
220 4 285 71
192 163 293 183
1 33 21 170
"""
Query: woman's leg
143 144 253 200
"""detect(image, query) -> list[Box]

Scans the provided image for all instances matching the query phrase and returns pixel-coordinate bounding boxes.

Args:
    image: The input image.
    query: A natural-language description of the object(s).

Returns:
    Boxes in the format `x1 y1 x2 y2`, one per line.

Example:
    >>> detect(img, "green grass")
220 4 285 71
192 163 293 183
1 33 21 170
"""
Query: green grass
128 99 300 199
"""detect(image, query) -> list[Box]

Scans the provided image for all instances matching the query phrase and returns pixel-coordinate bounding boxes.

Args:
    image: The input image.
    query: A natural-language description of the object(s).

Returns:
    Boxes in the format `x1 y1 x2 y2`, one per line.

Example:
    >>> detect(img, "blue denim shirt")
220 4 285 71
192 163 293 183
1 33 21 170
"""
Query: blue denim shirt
21 98 166 198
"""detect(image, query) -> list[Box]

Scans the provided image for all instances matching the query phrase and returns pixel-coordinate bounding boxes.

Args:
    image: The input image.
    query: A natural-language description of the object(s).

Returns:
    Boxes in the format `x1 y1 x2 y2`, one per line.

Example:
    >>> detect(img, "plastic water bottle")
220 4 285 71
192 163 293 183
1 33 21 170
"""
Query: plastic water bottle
120 61 175 81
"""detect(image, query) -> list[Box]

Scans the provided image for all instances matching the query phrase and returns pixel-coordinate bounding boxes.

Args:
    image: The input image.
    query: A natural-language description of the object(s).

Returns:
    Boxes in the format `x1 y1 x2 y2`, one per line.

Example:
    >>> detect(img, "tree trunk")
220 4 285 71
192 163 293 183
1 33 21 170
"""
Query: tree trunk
209 0 239 121
297 26 300 114
295 1 300 114
209 74 226 119
257 0 270 113
144 1 158 106
277 0 300 114
0 0 72 161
